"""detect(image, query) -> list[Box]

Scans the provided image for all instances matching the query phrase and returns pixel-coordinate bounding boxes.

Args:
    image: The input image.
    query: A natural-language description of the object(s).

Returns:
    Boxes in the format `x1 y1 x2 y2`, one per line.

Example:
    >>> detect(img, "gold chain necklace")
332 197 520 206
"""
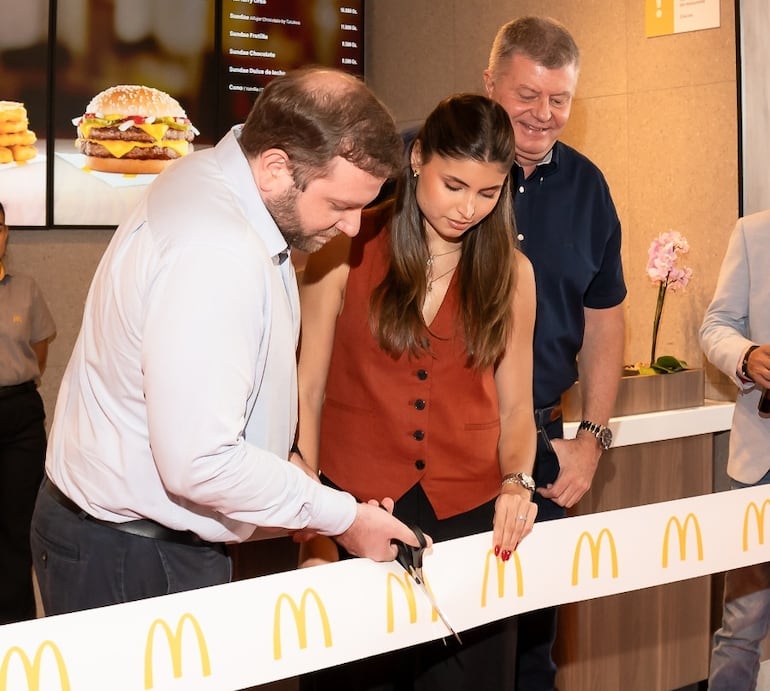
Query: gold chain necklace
427 262 459 292
426 247 461 267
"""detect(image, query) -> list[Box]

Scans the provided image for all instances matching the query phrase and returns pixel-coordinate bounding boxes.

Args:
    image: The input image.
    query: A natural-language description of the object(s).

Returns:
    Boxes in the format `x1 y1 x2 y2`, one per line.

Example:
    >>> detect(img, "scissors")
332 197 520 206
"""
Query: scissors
393 524 462 645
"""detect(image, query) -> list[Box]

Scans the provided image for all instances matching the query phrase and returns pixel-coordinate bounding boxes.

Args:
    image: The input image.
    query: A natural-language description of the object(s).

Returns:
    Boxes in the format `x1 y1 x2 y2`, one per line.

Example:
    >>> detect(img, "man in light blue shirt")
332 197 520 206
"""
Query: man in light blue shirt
31 68 424 615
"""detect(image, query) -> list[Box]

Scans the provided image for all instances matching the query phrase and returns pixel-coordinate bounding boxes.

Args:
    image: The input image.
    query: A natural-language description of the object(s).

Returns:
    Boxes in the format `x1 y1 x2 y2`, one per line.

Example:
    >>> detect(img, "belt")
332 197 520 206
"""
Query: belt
534 404 563 427
43 478 221 549
0 380 36 399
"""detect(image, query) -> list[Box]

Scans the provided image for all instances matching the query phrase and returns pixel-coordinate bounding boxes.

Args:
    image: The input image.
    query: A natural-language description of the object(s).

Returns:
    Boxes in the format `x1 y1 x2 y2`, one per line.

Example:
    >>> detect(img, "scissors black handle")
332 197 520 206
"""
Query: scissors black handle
394 524 428 581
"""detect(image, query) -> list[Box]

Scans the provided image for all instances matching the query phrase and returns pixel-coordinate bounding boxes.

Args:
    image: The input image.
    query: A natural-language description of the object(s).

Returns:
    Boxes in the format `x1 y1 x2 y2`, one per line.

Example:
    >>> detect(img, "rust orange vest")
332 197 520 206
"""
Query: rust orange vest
318 217 502 519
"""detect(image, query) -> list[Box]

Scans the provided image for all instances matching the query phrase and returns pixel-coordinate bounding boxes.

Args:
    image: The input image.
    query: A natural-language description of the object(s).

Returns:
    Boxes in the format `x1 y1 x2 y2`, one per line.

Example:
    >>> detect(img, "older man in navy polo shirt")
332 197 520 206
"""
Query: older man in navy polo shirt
484 16 627 690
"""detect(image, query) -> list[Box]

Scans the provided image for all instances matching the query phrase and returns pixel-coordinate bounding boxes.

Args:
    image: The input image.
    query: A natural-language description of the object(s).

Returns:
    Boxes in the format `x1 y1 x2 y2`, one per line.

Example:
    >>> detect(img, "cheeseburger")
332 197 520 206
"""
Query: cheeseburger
73 84 198 174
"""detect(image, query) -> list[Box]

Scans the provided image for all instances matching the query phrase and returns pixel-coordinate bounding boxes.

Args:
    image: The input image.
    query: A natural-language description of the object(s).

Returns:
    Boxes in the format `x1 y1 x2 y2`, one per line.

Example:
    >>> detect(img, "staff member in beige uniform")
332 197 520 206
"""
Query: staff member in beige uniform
0 200 56 623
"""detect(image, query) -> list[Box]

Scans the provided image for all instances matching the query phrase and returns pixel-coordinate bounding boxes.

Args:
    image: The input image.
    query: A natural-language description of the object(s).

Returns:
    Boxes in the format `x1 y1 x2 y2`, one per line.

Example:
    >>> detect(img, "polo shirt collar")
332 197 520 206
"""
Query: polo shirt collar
515 142 560 180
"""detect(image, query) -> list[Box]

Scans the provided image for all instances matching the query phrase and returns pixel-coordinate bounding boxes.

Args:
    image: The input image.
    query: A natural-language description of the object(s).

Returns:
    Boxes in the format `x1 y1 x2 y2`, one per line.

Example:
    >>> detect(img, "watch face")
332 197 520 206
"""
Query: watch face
598 427 613 450
520 473 536 491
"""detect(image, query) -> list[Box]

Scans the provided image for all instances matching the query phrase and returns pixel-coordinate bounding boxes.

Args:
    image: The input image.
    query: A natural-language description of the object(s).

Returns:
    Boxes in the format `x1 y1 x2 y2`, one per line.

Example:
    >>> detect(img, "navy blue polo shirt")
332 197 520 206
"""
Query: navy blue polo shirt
513 140 626 408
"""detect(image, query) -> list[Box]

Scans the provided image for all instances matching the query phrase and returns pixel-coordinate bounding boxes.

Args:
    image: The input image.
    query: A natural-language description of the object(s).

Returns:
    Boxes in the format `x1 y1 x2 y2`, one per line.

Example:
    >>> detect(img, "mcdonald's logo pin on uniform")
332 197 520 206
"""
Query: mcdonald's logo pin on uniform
144 613 211 689
0 640 72 691
572 528 618 585
662 513 703 567
273 588 332 660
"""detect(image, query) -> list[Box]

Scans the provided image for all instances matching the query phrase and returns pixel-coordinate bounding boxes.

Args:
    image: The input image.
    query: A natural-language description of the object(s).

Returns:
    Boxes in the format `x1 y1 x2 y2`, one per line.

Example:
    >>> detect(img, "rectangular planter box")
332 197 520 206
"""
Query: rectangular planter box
561 368 705 422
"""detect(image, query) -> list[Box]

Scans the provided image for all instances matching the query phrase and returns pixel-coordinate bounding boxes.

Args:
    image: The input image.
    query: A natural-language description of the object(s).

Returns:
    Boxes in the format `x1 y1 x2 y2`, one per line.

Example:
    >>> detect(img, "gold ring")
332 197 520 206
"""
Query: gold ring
518 515 526 521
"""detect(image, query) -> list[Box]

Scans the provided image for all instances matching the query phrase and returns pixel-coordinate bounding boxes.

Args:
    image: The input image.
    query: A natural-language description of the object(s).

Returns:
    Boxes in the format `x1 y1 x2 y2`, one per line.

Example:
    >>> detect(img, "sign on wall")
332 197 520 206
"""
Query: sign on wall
646 0 721 37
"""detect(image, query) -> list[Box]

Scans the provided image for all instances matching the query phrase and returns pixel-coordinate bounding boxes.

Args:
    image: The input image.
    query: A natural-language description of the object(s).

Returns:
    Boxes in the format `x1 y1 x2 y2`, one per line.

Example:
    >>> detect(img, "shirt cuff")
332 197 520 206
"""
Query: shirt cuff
306 482 357 537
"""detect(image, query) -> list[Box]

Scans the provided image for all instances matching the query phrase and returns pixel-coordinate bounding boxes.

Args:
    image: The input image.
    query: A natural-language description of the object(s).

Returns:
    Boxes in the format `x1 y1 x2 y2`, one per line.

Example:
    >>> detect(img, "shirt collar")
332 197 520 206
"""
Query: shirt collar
215 125 290 263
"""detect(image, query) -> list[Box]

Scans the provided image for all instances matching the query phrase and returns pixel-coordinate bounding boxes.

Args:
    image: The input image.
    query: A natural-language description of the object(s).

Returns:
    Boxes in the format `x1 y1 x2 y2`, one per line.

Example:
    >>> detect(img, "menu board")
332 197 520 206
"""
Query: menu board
220 0 364 127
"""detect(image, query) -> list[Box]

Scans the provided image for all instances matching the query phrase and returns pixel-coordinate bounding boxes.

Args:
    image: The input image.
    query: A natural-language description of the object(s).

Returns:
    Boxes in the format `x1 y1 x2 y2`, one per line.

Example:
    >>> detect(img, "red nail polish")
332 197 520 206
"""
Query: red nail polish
494 545 501 557
501 549 511 562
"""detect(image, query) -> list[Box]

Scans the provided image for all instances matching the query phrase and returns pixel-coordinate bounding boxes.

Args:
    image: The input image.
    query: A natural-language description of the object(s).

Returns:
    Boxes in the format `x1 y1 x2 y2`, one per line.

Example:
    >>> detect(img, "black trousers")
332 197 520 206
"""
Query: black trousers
300 480 517 691
515 415 566 691
0 385 46 624
31 480 231 615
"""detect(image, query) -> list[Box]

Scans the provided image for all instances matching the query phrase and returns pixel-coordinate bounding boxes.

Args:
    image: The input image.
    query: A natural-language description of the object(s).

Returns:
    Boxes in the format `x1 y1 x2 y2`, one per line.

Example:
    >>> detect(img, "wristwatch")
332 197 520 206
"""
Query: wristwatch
501 472 536 493
578 420 613 451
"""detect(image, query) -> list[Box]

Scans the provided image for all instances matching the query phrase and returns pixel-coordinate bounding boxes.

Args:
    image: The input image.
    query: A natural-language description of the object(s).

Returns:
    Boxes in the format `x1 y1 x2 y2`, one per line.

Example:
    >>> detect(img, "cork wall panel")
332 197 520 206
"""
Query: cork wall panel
626 0 737 93
546 0 629 100
452 0 543 94
625 81 738 370
364 0 457 125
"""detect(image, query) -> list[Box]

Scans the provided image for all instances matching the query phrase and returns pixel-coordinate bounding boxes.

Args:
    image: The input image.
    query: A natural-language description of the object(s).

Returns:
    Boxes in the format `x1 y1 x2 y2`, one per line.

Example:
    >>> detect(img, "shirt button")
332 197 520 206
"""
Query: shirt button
416 369 428 380
517 233 524 241
415 460 426 470
413 430 425 441
414 399 426 410
518 185 525 193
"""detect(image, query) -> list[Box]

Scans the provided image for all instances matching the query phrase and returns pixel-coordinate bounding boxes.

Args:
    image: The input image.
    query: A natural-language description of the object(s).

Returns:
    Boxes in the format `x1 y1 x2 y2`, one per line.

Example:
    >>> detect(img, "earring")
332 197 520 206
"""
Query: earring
412 169 419 178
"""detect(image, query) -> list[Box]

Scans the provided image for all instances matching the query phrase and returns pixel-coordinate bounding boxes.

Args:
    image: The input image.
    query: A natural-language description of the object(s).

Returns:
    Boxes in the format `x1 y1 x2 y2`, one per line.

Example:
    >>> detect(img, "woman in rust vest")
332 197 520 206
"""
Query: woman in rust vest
297 93 537 690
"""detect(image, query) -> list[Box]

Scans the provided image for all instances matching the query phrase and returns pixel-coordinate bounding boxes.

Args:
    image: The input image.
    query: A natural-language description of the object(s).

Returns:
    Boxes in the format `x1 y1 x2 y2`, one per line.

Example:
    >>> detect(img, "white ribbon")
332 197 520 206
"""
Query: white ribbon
1 483 769 691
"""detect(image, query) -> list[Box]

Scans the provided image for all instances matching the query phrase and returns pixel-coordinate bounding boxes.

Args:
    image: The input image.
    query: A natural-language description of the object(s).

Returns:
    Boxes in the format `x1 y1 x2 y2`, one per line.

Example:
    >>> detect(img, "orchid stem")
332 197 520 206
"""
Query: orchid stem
650 280 667 364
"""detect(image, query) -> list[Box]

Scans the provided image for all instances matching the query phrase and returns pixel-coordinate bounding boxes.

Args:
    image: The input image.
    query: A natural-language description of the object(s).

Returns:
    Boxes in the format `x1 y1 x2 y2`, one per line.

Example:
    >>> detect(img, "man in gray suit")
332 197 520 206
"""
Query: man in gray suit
700 209 770 690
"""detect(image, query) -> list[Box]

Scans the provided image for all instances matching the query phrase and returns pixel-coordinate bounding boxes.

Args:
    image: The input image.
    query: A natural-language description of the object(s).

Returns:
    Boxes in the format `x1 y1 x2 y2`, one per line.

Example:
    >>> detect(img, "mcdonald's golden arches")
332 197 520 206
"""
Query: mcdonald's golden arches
572 528 618 585
273 589 332 660
0 640 71 691
144 613 211 689
661 513 703 567
743 499 770 551
480 548 523 607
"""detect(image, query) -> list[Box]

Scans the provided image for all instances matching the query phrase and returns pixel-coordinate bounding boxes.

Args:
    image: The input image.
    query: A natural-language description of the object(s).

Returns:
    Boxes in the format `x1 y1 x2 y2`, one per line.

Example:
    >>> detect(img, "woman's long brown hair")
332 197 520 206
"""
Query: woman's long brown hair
370 93 518 370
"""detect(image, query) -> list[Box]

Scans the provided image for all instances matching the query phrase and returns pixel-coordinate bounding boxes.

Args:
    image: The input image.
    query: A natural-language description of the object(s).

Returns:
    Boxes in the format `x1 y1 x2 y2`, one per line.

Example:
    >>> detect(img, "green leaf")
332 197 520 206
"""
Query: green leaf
651 355 688 374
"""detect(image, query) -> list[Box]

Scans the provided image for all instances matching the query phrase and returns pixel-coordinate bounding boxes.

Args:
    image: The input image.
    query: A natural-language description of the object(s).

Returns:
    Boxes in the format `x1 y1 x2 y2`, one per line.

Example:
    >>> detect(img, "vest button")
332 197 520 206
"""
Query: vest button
416 369 428 380
415 460 425 470
414 399 426 410
413 430 425 441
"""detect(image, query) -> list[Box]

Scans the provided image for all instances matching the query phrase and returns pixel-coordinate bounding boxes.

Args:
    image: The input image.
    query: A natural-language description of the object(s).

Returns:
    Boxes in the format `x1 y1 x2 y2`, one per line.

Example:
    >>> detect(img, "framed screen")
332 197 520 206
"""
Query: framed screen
3 0 365 228
0 0 49 227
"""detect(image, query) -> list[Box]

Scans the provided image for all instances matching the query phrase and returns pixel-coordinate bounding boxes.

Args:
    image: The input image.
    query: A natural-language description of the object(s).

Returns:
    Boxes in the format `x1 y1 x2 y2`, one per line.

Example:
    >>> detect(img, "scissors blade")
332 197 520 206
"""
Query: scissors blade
413 575 462 645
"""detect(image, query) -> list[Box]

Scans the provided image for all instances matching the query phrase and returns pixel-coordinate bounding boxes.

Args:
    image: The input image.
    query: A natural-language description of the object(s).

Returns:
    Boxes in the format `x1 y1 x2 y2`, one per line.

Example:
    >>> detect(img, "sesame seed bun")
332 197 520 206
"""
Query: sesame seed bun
85 85 187 120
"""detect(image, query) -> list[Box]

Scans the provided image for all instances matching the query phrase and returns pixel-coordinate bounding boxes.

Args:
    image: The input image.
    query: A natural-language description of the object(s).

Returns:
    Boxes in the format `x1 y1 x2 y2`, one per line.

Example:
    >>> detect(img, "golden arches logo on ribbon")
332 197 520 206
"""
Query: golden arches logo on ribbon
273 588 332 660
144 613 211 689
480 548 523 607
743 500 770 551
385 571 440 633
0 640 71 691
572 529 618 585
662 513 703 567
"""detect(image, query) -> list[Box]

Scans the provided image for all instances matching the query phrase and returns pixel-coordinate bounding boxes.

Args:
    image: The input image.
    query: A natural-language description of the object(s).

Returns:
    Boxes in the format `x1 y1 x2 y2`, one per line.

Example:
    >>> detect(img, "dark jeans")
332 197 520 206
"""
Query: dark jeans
0 386 46 624
515 415 566 691
301 480 517 691
30 478 231 615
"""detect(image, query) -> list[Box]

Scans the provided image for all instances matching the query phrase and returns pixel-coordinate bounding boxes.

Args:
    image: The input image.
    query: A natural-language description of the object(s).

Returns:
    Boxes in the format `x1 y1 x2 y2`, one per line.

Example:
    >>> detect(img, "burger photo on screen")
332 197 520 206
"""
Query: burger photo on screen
73 84 198 175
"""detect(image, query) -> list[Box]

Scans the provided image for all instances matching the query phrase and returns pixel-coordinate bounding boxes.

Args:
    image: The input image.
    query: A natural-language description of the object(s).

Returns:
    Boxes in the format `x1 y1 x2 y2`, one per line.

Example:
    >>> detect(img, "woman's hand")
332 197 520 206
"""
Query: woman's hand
492 486 538 561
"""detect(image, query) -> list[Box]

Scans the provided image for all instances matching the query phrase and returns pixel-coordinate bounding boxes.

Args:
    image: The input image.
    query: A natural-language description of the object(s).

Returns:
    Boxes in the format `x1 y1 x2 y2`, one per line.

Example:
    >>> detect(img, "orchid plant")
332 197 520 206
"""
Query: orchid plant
646 230 693 370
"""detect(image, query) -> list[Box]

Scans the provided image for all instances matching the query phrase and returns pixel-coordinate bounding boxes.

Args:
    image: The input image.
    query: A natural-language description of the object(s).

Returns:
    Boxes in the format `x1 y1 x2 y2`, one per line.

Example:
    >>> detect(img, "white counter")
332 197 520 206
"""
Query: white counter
563 399 735 448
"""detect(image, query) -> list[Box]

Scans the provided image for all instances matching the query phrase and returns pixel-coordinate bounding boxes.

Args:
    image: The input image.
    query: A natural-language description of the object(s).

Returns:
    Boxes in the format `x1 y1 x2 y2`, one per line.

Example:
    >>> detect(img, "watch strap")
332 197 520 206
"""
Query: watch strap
741 345 759 381
578 420 612 450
